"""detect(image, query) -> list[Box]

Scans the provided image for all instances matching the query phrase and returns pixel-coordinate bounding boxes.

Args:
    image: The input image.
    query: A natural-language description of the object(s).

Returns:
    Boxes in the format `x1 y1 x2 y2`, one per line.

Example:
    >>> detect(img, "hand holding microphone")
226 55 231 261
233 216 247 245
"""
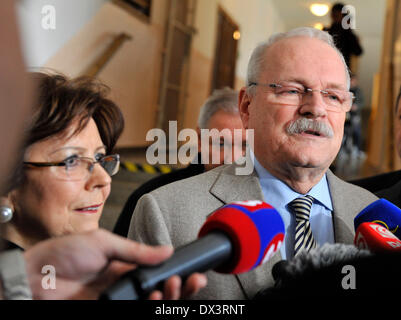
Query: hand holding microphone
101 200 285 300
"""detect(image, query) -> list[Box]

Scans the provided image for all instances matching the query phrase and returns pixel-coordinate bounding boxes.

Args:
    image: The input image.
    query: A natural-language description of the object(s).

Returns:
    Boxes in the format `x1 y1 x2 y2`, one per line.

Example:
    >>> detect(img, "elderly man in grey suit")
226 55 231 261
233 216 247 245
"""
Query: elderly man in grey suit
128 27 378 299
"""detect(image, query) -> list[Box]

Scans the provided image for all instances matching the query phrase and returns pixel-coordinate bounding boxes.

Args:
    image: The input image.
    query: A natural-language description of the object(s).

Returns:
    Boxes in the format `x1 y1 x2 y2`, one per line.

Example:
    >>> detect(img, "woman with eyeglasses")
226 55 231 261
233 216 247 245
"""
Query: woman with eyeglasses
0 72 124 250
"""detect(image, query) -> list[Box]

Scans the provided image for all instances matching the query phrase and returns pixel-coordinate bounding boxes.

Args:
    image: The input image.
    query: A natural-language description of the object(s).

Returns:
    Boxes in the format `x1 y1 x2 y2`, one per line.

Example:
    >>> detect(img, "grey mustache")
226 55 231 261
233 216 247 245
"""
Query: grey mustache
286 118 334 138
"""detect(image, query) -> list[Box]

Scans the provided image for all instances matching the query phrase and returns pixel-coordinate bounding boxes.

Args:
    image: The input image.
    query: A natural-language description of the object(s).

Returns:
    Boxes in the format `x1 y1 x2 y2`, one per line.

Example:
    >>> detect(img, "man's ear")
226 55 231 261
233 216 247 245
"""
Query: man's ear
238 87 251 129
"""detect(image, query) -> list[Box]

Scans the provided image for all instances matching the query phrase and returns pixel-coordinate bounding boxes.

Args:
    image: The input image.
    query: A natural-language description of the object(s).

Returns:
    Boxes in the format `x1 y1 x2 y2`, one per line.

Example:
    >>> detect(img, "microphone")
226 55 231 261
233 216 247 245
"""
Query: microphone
101 200 285 300
354 222 401 252
354 198 401 238
254 243 372 300
271 243 371 283
256 200 401 300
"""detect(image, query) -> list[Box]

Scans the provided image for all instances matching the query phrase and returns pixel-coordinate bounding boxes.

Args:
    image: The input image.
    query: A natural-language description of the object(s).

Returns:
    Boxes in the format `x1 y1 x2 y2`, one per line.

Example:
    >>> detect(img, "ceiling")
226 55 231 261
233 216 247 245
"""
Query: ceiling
271 0 386 38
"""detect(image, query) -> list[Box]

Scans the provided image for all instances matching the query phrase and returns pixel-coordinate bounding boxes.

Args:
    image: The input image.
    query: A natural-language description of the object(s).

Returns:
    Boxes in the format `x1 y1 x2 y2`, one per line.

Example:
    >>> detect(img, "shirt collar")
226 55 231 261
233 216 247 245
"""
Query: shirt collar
251 150 333 211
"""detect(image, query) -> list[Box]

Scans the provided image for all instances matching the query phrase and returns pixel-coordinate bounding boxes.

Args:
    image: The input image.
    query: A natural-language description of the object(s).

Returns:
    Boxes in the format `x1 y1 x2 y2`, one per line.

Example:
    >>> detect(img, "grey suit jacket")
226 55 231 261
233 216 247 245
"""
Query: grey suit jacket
128 163 378 299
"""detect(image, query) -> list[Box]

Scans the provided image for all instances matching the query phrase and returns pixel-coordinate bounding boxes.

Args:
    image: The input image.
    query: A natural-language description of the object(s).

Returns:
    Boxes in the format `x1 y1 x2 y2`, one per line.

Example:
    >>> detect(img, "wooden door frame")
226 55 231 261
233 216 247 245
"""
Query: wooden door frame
211 6 239 93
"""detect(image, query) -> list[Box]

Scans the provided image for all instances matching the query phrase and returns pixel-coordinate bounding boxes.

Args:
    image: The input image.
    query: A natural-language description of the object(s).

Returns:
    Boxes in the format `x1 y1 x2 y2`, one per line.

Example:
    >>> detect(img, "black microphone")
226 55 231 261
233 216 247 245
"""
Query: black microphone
101 200 285 300
101 232 231 300
271 243 371 283
254 243 373 300
255 243 401 300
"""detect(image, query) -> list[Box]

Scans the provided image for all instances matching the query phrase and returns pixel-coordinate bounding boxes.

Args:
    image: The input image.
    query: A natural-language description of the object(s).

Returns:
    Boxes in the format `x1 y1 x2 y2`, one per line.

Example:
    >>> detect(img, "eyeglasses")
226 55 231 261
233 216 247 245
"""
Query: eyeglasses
23 154 120 181
249 82 354 112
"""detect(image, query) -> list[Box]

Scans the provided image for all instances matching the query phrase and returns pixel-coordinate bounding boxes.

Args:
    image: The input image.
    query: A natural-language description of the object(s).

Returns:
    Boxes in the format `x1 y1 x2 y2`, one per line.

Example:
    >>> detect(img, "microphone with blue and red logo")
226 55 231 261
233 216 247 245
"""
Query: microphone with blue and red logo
354 198 401 239
353 198 401 252
101 200 285 300
354 222 401 252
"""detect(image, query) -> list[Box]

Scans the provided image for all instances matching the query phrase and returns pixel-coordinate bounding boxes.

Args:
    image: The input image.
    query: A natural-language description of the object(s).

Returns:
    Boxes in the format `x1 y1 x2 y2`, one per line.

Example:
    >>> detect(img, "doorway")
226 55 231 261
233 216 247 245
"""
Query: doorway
211 7 239 92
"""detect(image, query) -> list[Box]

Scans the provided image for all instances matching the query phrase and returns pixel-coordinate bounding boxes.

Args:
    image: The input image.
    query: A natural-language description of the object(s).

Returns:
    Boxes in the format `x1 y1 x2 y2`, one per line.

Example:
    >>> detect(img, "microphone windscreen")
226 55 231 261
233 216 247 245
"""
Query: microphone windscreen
354 198 401 238
275 243 371 280
198 200 284 274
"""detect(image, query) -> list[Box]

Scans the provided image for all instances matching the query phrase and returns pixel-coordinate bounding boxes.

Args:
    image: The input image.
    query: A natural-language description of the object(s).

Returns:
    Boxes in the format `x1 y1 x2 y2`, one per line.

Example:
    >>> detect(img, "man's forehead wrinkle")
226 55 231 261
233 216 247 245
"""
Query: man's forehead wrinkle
261 39 311 77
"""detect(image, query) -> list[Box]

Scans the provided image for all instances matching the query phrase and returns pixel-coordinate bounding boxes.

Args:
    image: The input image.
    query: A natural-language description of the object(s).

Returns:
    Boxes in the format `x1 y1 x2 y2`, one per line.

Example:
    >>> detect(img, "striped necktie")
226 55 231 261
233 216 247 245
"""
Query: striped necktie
291 195 316 257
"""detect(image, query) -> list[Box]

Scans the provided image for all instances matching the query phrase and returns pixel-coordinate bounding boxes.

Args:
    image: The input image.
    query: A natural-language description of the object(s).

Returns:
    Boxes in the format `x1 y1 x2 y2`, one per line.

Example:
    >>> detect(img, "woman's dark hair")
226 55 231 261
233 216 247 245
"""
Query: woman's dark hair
5 72 124 193
28 72 124 151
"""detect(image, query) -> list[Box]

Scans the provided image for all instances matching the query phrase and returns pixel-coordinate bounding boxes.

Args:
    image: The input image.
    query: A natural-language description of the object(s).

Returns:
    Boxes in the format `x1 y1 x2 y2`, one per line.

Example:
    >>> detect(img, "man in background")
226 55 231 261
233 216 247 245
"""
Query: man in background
324 2 363 70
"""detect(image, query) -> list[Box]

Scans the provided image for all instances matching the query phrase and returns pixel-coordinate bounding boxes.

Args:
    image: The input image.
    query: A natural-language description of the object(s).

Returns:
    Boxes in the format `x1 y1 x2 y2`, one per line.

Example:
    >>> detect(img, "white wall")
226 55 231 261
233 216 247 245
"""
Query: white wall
220 0 285 81
16 0 108 68
192 0 285 83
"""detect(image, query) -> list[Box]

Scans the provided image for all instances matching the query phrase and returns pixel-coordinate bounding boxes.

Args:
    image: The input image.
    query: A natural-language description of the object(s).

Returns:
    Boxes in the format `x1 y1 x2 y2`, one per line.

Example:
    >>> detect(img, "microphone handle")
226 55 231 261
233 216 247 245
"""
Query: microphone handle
101 231 233 300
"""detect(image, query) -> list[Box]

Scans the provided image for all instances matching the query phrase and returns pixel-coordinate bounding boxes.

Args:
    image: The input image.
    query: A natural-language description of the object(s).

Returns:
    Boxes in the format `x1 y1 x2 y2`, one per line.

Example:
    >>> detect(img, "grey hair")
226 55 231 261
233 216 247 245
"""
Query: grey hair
246 27 350 94
197 87 239 129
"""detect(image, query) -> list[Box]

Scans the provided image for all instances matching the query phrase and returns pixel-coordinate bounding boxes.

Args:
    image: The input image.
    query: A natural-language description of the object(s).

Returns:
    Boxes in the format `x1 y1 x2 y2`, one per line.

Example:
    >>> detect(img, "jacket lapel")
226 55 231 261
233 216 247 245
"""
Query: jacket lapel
326 170 355 244
209 163 282 298
209 163 263 204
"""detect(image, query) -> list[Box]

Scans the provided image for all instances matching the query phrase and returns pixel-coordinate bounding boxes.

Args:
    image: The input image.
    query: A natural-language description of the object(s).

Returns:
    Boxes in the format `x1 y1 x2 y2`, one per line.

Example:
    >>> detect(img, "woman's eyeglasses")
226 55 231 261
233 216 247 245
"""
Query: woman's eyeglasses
23 154 120 181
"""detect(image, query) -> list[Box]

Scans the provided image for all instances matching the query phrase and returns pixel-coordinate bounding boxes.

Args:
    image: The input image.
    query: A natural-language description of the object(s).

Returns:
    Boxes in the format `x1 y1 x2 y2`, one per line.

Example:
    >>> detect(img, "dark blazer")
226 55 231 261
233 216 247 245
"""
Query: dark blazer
375 180 401 208
350 170 401 207
113 162 205 237
0 238 23 251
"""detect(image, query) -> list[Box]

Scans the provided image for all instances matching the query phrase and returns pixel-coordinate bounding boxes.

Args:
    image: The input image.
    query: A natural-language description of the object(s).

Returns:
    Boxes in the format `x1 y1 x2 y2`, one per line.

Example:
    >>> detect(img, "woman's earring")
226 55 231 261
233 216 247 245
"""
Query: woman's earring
0 205 13 223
